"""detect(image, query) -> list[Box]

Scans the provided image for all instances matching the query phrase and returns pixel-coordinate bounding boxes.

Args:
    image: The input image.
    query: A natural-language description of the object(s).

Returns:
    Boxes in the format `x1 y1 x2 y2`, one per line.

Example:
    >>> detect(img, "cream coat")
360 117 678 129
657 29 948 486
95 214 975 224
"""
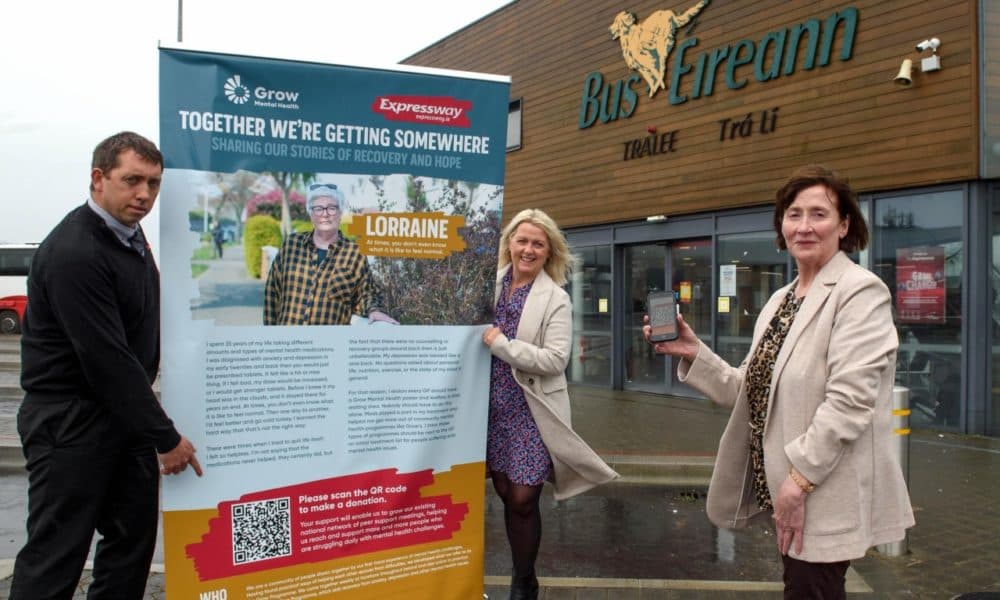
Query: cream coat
678 252 914 562
490 266 619 500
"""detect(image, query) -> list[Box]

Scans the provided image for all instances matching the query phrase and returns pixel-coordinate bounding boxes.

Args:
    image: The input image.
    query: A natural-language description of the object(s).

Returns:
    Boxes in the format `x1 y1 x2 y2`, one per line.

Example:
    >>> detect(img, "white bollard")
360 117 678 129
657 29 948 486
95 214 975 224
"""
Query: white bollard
876 385 910 557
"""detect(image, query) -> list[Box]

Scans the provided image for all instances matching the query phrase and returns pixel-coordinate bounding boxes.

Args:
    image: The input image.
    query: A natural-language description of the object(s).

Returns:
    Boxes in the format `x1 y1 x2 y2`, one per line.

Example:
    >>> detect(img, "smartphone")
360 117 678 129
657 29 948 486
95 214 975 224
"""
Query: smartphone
647 291 679 342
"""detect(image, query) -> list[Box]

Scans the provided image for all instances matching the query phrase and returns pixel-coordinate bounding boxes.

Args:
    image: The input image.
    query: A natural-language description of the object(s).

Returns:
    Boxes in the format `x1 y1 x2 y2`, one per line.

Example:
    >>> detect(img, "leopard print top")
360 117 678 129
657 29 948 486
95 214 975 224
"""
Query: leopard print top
744 288 803 511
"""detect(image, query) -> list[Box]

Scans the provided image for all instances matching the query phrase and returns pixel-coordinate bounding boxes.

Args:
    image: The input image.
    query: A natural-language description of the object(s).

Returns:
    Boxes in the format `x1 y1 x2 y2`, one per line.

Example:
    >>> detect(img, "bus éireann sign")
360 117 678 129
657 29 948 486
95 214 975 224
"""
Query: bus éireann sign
579 2 858 129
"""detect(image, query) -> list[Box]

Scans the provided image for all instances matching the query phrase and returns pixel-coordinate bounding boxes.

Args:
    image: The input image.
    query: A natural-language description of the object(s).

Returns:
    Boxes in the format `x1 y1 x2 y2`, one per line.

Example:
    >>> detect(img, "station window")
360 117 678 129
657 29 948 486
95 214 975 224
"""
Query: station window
507 99 522 152
872 190 964 429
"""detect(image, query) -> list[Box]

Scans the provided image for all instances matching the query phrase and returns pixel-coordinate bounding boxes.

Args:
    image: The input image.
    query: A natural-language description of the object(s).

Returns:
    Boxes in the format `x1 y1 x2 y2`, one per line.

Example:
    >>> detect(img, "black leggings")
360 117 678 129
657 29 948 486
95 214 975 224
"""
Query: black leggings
491 470 544 575
781 554 850 599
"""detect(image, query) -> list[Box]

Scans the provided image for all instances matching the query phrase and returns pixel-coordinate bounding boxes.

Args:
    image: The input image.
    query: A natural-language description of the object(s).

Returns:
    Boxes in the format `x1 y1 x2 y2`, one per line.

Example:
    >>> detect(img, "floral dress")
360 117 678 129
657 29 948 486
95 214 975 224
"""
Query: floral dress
487 270 553 486
744 288 803 510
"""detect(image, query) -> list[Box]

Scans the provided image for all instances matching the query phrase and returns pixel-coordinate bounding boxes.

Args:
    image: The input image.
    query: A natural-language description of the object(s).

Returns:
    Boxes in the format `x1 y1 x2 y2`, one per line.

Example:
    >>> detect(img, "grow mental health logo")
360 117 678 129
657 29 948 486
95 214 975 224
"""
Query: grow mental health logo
224 75 251 104
223 75 301 109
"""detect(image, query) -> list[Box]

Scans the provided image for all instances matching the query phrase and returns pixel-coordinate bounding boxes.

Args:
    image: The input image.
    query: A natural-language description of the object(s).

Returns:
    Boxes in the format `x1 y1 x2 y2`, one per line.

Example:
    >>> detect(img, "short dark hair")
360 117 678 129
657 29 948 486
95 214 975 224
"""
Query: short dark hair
90 131 163 191
773 165 868 252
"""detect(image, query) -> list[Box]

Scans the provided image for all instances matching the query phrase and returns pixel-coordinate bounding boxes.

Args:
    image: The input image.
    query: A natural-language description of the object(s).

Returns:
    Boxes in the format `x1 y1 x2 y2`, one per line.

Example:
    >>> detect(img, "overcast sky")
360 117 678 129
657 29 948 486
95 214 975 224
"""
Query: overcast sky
0 0 511 247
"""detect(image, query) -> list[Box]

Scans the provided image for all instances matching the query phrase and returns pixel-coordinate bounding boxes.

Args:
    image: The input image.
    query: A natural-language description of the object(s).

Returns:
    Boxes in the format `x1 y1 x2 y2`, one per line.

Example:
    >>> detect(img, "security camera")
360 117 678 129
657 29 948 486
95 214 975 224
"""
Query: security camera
916 38 940 52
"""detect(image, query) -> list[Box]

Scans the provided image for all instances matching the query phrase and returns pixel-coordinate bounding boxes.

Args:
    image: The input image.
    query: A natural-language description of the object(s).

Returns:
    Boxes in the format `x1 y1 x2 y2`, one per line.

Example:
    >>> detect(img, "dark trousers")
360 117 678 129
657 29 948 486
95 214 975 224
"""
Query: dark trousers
11 394 160 600
781 554 850 599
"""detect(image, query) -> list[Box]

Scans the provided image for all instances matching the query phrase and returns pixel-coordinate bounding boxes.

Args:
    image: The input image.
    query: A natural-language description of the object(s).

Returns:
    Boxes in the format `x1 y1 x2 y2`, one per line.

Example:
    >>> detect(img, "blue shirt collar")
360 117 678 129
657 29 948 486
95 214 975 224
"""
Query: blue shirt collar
87 197 138 245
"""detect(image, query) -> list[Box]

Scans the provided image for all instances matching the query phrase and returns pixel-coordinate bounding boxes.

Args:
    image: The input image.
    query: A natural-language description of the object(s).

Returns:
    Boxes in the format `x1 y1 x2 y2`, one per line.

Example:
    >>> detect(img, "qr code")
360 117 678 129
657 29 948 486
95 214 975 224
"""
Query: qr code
231 497 292 565
650 302 672 325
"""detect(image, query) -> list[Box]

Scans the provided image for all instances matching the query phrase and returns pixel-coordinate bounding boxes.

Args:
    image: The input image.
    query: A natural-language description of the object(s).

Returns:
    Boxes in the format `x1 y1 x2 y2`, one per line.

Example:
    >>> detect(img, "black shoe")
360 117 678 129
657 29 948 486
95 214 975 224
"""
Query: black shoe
508 570 538 600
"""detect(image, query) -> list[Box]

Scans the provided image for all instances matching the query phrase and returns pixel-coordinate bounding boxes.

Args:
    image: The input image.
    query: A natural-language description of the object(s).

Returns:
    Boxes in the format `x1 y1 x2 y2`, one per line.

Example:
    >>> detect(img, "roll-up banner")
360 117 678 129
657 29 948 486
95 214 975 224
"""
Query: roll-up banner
158 46 508 600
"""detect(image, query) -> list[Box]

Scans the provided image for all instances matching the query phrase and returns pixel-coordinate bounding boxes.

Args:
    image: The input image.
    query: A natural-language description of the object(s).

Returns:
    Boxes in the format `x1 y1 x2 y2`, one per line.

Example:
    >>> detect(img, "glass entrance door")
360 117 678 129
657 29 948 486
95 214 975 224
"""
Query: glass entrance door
715 232 789 367
624 245 666 392
668 239 712 393
624 238 712 394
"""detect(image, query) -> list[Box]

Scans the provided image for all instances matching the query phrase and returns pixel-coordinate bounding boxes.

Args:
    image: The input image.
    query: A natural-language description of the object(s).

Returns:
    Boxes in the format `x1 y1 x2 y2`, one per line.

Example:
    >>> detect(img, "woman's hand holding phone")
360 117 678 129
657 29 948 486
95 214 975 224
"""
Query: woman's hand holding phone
642 308 700 363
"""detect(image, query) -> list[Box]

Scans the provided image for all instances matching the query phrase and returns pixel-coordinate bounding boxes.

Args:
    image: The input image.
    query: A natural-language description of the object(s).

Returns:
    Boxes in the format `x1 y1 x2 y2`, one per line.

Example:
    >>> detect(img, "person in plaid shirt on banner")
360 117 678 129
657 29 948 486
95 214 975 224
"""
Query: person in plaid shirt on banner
263 182 397 326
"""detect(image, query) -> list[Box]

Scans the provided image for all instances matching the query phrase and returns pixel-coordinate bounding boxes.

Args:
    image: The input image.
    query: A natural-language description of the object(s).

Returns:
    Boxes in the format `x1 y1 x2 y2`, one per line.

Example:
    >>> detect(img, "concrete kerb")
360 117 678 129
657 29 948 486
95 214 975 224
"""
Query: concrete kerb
0 436 23 473
0 559 164 583
605 453 714 487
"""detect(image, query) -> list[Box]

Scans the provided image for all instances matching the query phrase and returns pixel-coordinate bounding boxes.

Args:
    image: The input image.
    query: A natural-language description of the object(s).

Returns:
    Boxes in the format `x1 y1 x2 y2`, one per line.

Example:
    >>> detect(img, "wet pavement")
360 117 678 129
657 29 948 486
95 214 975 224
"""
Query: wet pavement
0 335 999 598
485 484 784 581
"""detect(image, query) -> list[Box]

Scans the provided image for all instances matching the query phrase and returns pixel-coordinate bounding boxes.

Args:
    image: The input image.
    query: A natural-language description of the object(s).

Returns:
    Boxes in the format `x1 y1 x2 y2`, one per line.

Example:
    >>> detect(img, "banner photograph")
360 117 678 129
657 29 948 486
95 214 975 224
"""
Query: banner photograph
158 47 509 599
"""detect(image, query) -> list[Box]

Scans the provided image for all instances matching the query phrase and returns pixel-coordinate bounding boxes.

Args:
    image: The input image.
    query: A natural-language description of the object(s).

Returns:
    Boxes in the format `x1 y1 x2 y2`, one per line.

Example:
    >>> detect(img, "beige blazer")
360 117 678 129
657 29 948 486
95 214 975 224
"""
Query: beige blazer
490 266 619 500
679 252 914 562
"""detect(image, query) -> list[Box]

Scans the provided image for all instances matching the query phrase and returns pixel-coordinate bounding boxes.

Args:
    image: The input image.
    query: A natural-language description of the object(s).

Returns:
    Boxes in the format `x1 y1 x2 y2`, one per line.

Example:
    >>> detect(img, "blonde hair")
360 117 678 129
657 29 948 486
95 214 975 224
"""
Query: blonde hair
498 208 577 286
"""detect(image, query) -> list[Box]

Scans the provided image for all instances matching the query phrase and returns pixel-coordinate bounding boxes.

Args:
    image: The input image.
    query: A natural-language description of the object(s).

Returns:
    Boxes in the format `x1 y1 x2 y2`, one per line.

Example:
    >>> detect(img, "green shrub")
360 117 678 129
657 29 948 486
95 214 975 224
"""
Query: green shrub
292 220 314 233
244 215 281 279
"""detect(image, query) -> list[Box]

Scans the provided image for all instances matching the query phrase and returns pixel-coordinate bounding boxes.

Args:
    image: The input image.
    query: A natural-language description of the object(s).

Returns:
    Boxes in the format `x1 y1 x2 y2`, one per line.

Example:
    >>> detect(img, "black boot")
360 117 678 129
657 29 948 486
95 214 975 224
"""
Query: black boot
508 570 538 600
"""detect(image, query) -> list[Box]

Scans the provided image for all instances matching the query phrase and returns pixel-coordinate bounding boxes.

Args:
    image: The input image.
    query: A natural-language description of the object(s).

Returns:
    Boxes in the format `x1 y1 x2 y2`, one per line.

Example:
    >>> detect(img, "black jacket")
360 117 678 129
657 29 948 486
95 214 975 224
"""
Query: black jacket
21 204 180 452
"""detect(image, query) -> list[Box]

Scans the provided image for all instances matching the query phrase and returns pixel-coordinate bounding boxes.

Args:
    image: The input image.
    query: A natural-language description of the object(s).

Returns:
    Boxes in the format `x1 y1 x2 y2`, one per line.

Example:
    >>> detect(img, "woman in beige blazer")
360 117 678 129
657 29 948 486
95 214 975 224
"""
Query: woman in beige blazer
483 209 618 600
646 166 914 598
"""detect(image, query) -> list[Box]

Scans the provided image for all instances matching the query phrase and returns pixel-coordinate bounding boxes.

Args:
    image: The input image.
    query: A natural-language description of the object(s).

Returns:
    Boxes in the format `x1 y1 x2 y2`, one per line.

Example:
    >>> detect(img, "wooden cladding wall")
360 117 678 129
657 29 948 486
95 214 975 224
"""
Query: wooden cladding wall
406 0 978 228
985 2 1000 178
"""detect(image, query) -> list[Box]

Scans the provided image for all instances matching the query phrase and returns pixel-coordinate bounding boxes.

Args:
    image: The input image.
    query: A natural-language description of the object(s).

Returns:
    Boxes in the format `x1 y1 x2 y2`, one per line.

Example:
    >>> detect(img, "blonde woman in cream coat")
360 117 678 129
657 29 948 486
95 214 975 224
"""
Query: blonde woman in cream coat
646 166 914 598
483 209 618 600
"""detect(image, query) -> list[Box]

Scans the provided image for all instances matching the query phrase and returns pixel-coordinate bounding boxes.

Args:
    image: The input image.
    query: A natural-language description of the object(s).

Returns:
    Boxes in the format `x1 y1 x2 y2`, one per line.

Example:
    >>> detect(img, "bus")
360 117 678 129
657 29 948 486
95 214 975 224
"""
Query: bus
0 243 38 334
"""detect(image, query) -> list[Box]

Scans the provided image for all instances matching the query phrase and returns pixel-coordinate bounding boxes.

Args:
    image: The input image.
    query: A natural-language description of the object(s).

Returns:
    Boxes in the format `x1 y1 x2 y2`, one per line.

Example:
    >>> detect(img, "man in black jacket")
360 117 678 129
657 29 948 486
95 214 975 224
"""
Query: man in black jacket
11 131 202 600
